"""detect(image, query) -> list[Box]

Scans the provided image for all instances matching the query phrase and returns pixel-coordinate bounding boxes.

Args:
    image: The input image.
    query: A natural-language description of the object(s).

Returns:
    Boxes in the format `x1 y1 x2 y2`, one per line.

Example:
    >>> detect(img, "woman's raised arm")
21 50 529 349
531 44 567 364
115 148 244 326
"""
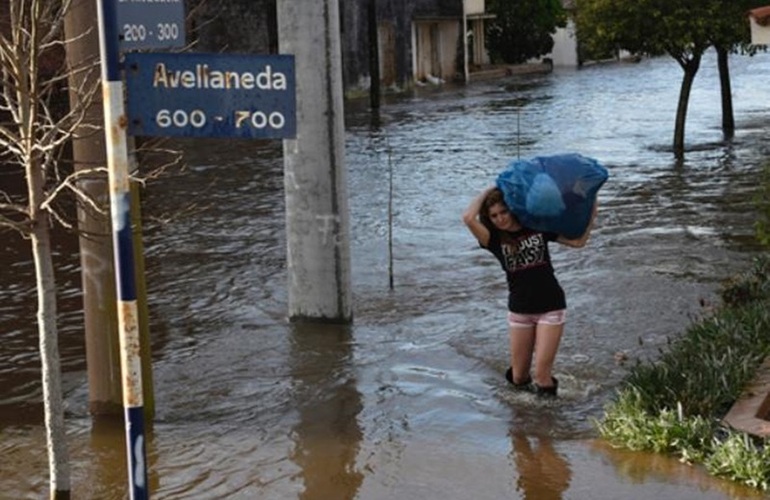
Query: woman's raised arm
462 186 496 247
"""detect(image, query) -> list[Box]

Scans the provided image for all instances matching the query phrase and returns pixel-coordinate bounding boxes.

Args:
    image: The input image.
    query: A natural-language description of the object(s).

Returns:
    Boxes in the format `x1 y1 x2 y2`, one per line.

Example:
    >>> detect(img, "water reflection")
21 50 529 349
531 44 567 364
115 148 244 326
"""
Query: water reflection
78 418 131 499
511 432 571 500
2 51 770 499
589 440 767 499
289 323 363 499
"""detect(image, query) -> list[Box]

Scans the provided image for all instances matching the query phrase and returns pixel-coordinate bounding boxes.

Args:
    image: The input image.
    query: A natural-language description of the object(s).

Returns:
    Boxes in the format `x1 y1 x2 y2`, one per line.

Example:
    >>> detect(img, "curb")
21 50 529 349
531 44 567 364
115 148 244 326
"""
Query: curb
723 357 770 437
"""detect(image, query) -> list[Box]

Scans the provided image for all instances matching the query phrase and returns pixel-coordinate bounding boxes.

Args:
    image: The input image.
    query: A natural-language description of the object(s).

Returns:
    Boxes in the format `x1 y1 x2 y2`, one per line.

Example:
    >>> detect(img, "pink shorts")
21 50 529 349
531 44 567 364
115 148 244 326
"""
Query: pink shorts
507 309 566 327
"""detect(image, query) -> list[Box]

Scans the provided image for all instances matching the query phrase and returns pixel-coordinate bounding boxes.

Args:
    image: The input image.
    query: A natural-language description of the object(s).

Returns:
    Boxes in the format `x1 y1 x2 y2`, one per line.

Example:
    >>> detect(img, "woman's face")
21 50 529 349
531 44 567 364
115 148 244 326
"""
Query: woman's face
488 202 517 231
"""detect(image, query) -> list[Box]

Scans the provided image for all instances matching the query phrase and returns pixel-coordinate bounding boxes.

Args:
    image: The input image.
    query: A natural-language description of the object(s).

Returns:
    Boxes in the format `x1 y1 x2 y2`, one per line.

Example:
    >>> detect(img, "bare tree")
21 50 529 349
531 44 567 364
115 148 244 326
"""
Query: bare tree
0 0 101 497
2 0 190 494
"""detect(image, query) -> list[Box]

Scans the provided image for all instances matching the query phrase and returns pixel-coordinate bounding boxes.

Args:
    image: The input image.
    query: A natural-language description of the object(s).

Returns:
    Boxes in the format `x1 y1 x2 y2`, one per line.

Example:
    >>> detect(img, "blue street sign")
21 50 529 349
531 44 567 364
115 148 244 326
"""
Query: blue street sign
124 52 296 139
116 0 186 51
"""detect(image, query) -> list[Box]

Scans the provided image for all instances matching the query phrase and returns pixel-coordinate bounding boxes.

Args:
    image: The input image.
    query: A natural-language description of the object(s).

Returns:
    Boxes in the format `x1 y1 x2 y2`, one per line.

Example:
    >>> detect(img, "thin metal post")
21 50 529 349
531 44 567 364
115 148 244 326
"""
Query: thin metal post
95 0 149 498
386 136 394 290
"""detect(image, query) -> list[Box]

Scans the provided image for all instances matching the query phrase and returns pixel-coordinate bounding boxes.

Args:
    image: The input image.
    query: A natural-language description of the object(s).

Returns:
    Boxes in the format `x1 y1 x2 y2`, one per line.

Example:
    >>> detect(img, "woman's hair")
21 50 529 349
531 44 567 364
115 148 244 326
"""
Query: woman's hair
479 188 519 231
480 188 506 230
481 188 505 217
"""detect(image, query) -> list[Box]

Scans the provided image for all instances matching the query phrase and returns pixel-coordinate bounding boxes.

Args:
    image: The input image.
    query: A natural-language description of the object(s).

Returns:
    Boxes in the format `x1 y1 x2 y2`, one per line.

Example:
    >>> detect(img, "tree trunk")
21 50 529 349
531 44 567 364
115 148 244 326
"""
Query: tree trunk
673 54 702 159
28 160 71 499
716 45 735 139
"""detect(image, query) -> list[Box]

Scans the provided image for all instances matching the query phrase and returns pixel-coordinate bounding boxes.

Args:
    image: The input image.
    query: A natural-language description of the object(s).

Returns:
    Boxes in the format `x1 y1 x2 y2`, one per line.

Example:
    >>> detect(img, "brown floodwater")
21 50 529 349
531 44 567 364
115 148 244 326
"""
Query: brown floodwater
2 50 770 498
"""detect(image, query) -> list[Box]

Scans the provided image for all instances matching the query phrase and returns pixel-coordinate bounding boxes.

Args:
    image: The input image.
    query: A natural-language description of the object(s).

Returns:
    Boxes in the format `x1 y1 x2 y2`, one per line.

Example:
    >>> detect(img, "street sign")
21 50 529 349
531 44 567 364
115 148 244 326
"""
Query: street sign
124 52 296 139
116 0 186 51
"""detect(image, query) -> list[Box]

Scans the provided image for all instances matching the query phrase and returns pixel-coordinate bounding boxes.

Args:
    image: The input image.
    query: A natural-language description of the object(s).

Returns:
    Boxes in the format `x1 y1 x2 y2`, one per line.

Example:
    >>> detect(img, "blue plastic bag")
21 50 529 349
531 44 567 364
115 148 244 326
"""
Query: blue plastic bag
496 153 608 239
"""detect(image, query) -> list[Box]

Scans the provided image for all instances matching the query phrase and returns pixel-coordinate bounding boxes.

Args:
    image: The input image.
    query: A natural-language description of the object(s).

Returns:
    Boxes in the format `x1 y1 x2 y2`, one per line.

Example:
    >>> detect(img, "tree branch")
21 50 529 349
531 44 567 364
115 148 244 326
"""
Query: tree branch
40 167 108 215
0 214 30 235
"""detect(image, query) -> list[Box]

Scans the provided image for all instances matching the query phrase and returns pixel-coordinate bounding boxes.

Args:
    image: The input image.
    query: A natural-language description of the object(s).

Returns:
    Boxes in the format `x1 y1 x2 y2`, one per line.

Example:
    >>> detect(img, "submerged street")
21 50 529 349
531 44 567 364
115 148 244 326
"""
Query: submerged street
2 50 770 498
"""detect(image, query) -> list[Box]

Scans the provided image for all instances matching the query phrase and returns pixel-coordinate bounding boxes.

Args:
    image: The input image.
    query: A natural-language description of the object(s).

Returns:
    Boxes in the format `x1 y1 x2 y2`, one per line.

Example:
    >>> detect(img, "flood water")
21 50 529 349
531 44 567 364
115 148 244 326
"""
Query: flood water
2 50 770 499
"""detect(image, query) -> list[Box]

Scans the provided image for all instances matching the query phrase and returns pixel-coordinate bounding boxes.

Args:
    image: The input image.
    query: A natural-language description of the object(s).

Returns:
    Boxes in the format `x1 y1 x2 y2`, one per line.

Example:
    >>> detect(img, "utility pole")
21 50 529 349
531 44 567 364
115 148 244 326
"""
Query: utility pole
96 0 149 497
64 0 154 419
64 0 122 416
277 0 353 323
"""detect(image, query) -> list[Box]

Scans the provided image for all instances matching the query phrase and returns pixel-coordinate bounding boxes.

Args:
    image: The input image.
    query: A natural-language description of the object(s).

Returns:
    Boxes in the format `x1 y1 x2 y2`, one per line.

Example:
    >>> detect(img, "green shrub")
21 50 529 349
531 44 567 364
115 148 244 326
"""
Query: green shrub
622 302 770 418
705 432 770 491
596 389 715 463
721 255 770 307
597 257 770 490
754 162 770 248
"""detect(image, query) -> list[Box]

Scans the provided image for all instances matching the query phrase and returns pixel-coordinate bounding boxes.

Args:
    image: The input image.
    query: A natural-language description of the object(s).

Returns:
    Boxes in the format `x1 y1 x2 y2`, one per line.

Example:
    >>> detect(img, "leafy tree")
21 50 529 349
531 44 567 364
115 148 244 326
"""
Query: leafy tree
708 0 767 138
486 0 567 64
575 0 715 159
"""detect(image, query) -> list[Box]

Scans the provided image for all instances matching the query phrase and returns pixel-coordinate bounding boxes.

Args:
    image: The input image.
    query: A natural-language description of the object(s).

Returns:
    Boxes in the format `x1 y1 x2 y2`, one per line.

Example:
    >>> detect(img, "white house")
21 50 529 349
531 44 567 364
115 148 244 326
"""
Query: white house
749 6 770 45
547 0 579 67
549 18 579 67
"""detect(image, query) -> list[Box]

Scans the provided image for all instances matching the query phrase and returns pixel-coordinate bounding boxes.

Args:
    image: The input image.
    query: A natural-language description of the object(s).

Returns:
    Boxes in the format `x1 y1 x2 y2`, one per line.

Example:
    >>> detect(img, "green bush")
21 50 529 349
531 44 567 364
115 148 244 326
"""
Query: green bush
622 301 770 418
596 389 715 463
706 433 770 491
597 257 770 490
721 255 770 307
754 163 770 248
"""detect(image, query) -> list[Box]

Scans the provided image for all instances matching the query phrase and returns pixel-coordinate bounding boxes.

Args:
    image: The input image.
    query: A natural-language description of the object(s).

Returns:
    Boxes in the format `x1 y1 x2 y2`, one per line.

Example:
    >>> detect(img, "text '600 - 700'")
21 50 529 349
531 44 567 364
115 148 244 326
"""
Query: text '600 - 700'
125 52 296 139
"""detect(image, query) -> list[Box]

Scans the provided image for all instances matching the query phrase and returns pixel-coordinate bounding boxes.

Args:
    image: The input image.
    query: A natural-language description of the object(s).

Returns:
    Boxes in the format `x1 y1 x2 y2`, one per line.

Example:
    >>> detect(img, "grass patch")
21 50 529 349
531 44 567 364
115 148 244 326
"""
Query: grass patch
706 433 770 491
754 163 770 248
596 255 770 490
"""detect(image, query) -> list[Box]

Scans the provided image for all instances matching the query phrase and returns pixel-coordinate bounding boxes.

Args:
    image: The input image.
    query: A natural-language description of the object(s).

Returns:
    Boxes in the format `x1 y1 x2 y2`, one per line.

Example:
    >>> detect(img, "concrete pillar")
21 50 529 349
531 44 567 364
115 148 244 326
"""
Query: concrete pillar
277 0 353 323
64 2 154 418
64 0 122 415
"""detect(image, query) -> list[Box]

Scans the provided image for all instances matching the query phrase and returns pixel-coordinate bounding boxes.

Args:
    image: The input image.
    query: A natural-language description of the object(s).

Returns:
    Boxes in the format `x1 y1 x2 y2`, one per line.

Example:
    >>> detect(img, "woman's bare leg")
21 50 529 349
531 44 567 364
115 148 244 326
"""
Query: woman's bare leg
532 323 564 388
508 325 535 383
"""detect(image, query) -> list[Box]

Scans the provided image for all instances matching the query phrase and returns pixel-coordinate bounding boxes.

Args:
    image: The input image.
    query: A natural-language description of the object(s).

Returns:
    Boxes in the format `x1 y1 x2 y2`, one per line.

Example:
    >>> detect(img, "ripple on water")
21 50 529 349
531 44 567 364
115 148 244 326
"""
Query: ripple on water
1 50 770 499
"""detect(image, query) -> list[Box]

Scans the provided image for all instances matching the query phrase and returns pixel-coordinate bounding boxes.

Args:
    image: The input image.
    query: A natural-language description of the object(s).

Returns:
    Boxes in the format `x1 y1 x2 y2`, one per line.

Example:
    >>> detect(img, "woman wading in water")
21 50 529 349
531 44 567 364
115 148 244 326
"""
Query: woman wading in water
462 186 597 397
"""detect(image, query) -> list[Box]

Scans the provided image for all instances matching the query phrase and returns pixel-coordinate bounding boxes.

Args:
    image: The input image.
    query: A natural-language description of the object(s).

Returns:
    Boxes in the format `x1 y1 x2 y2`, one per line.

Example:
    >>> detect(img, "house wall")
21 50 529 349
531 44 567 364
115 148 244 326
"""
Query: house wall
749 6 770 45
413 20 461 82
467 18 490 67
750 17 770 45
339 0 411 92
378 22 399 87
549 19 578 67
464 0 485 16
340 0 464 93
339 0 370 91
187 0 469 93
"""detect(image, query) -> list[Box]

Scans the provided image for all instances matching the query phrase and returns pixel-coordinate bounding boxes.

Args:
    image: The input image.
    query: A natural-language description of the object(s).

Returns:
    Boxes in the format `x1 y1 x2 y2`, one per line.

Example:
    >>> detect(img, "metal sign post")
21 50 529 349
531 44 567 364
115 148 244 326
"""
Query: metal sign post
99 0 295 495
95 1 185 497
95 0 186 496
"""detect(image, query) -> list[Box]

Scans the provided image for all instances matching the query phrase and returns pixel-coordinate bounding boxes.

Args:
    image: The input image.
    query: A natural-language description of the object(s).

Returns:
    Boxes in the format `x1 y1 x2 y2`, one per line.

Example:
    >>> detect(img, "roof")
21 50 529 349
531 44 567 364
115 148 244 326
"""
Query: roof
749 6 770 26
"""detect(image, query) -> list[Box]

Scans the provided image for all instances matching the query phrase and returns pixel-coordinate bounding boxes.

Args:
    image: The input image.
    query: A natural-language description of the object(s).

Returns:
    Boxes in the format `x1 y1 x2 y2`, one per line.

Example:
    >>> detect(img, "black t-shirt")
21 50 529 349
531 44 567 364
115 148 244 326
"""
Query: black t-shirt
484 227 566 314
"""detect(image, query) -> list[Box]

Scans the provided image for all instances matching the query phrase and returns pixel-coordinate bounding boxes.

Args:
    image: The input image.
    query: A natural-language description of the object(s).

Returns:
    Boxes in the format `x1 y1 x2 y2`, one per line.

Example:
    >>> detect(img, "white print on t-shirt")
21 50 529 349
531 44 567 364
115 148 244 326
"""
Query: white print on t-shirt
501 233 546 271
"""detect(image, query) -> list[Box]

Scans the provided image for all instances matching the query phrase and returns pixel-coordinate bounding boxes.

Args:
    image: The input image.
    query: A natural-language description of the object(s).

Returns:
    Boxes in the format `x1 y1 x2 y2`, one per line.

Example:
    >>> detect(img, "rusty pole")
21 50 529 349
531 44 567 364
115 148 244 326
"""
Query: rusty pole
95 0 149 497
